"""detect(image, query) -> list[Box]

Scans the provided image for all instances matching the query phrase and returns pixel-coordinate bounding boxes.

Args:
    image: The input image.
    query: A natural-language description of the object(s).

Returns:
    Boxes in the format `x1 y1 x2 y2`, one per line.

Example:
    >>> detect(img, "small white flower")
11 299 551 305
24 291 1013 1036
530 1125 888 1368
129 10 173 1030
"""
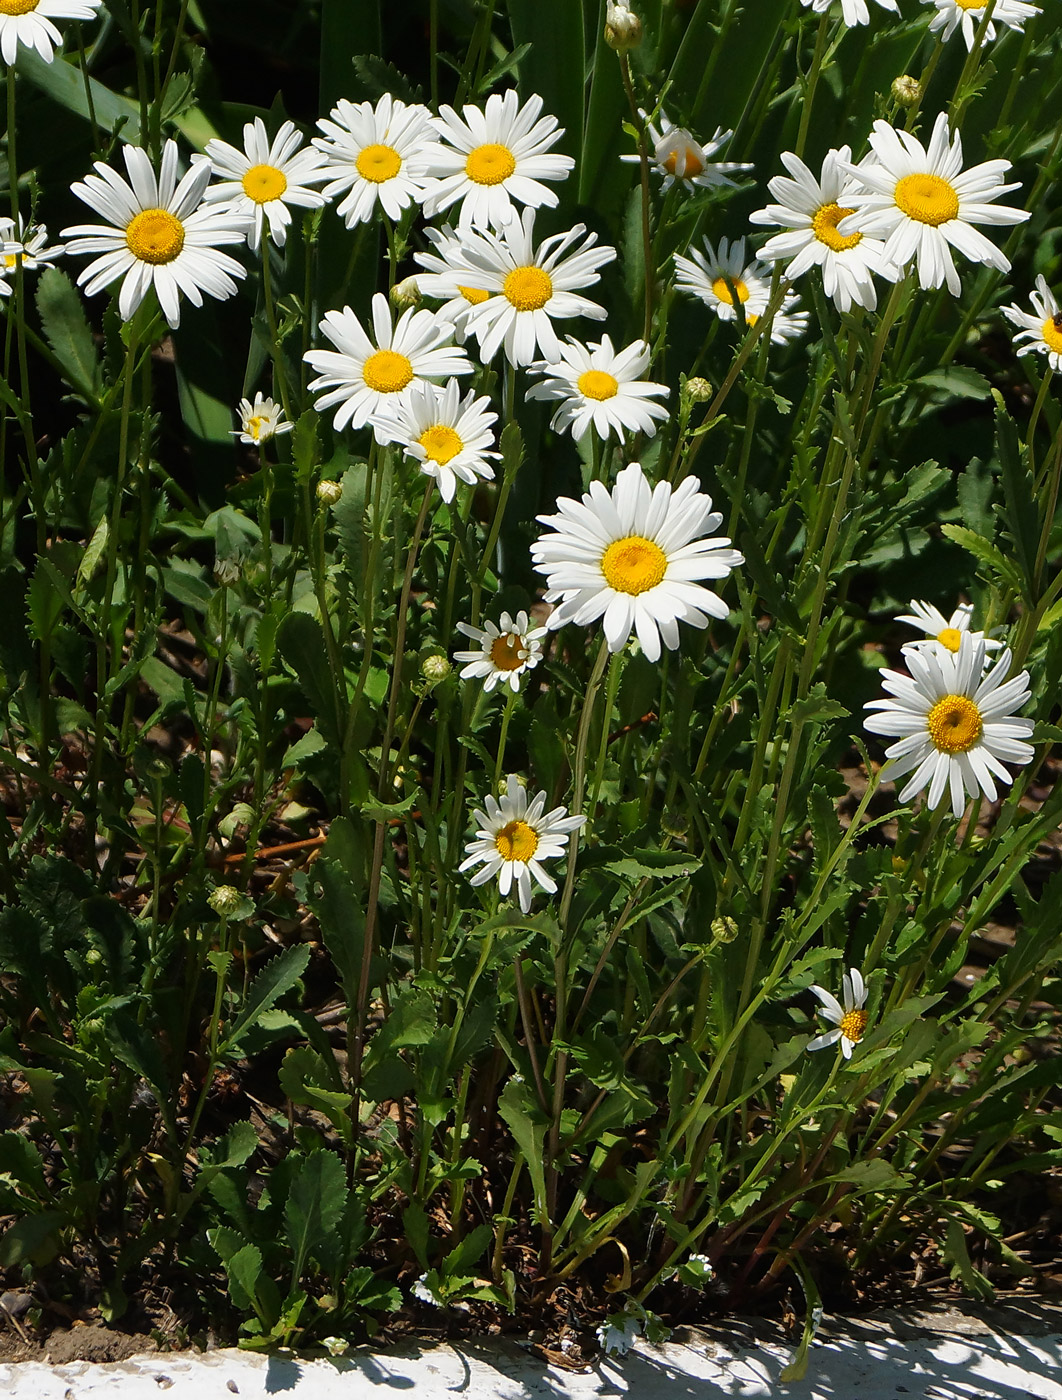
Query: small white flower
925 0 1040 51
621 108 752 193
313 94 441 227
799 0 899 25
1003 275 1062 373
531 461 743 664
807 967 870 1059
233 392 292 445
0 0 101 65
202 118 330 252
896 600 1002 662
423 89 575 229
673 236 771 323
865 636 1035 819
0 217 64 277
526 334 669 442
304 293 472 432
411 1273 441 1306
370 377 498 501
459 774 585 914
454 611 548 693
596 1303 644 1357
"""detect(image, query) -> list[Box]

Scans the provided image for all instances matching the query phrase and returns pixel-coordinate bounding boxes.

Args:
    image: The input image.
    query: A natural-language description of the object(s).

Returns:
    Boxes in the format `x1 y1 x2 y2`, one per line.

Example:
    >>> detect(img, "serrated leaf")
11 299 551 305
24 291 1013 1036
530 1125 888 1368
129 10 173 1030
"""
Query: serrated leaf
940 524 1024 594
498 1078 548 1226
36 267 101 402
222 943 311 1054
284 1149 348 1283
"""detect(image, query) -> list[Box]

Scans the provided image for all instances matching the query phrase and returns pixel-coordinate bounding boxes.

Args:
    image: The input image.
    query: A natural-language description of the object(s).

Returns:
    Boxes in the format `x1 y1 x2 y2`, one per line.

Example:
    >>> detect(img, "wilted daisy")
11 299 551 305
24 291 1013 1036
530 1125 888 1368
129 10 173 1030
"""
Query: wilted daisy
423 90 574 229
439 208 616 367
0 0 101 64
371 378 498 501
459 774 585 913
621 108 752 193
531 461 743 663
201 118 330 252
839 114 1030 295
673 237 771 323
414 224 492 342
313 94 440 227
526 334 669 442
454 611 547 693
233 392 292 445
750 146 888 313
925 0 1040 50
1003 275 1062 373
807 968 869 1060
1 218 64 277
304 293 472 432
62 141 248 329
896 600 1001 660
865 637 1035 819
799 0 898 24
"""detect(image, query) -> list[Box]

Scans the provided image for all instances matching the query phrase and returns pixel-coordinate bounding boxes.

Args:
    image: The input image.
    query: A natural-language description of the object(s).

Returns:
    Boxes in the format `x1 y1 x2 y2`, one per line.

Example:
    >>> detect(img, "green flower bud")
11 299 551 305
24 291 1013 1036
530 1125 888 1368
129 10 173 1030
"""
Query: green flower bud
208 885 243 917
891 75 921 108
316 479 343 506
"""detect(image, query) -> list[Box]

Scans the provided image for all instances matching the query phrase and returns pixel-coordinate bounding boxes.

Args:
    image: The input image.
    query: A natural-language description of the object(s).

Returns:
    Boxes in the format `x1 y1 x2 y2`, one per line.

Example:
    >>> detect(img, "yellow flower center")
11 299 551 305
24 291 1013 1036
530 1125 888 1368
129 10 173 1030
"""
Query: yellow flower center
418 423 463 465
465 143 517 186
936 627 963 653
504 265 553 311
894 172 960 227
458 285 490 305
125 208 185 265
811 202 862 252
663 144 704 179
241 163 288 204
489 633 526 672
577 369 619 401
954 0 986 9
3 253 17 269
495 819 539 863
247 415 266 440
926 694 983 754
711 276 749 306
362 349 414 394
746 313 760 327
0 0 40 14
355 143 402 183
1041 314 1062 355
840 1009 868 1044
601 535 667 596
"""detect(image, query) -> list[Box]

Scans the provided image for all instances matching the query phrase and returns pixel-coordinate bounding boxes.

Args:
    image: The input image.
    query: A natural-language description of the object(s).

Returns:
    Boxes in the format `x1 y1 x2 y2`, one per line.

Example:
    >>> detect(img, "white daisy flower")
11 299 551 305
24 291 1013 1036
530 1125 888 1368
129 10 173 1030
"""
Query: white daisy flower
807 968 869 1059
925 0 1040 50
531 461 744 663
233 392 292 445
201 118 330 252
413 224 492 343
61 141 248 330
459 774 585 913
621 108 752 193
799 0 899 25
436 207 616 367
370 377 499 501
673 236 771 323
838 113 1030 296
526 334 669 442
864 637 1035 819
454 611 548 693
313 94 441 228
895 599 1002 661
750 146 889 312
596 1311 643 1357
1 217 64 277
756 294 811 345
423 89 575 229
0 0 101 65
304 293 472 432
1003 275 1062 373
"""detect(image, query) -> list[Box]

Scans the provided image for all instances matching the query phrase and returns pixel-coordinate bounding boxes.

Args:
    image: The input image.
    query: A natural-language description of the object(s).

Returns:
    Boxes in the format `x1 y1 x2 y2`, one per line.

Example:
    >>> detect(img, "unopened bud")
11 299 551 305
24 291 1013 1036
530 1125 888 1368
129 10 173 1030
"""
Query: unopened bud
684 376 712 404
711 915 739 944
213 555 241 587
316 479 343 506
891 74 921 108
421 654 451 686
208 884 243 917
390 276 423 311
605 1 643 50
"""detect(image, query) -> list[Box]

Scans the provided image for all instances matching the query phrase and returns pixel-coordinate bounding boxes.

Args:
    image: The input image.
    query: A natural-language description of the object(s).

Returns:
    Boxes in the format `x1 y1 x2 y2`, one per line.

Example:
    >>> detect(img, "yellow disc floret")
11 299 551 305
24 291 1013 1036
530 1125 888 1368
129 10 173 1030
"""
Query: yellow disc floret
356 144 403 183
0 0 40 14
458 285 490 305
577 369 619 401
247 416 266 441
663 145 705 180
503 265 553 311
242 163 288 204
465 143 517 186
601 535 668 596
711 276 749 306
1042 313 1062 355
936 627 963 653
926 694 983 753
811 202 862 252
840 1009 868 1044
362 349 414 393
495 819 539 862
489 633 527 672
954 0 986 9
894 173 960 226
418 424 463 465
125 208 185 265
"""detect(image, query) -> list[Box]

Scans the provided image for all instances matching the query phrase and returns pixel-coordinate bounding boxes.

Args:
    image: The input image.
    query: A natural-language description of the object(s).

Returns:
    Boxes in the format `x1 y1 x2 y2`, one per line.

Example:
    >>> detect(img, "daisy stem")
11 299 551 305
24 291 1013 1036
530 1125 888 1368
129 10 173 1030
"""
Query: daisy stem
260 247 292 422
1032 421 1062 591
129 0 151 156
558 638 610 933
618 53 654 344
904 37 945 132
794 13 830 162
493 689 517 787
75 27 102 156
1026 366 1053 474
589 649 625 816
949 0 999 126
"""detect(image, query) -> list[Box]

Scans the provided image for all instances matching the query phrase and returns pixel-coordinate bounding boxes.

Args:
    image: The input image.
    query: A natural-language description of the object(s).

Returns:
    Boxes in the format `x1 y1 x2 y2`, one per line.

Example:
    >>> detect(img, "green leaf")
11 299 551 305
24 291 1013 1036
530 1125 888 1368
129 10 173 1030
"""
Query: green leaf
498 1077 548 1226
940 524 1025 594
277 612 343 748
36 267 102 403
222 943 311 1054
995 399 1038 590
0 1210 66 1267
284 1150 349 1284
913 366 992 400
228 1242 268 1317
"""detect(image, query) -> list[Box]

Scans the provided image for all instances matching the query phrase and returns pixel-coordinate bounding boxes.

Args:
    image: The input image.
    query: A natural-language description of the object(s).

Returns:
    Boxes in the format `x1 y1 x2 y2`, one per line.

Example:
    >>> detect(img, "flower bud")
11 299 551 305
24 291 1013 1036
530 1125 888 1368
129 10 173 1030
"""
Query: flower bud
213 555 241 588
390 276 423 311
316 479 343 506
208 884 243 917
605 1 643 50
421 654 452 687
891 74 921 109
683 375 712 404
711 915 739 944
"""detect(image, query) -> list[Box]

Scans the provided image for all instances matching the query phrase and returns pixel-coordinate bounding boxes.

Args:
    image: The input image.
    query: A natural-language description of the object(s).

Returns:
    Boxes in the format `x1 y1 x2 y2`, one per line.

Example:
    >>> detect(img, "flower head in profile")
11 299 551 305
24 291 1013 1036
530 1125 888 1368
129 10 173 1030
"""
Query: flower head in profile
233 392 292 445
454 611 547 693
865 636 1034 819
673 237 771 323
423 90 574 229
0 217 64 278
304 293 471 432
838 113 1030 295
896 600 1001 662
202 118 330 251
807 968 870 1059
800 0 898 25
313 94 441 227
62 141 248 329
526 334 669 442
0 0 101 65
925 0 1040 51
371 377 498 501
1003 276 1062 373
459 774 585 913
622 108 752 193
531 462 743 663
